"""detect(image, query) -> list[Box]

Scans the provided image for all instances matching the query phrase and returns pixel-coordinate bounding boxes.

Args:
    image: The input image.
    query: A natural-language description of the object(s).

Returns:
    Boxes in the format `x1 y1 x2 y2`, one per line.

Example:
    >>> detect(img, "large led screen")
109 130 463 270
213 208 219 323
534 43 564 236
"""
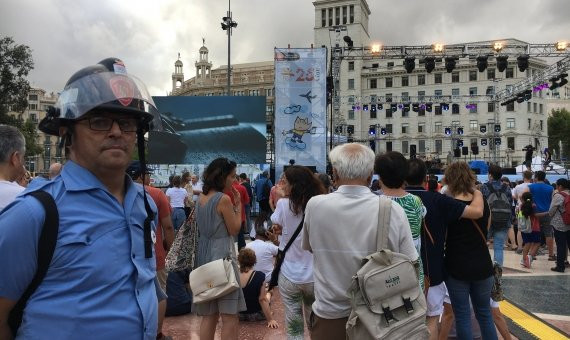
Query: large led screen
149 96 266 164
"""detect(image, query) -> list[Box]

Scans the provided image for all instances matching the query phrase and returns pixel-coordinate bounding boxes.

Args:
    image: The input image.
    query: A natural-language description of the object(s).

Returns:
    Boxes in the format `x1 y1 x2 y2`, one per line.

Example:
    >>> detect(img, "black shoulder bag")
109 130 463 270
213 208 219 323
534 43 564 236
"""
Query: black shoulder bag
8 191 59 335
267 215 305 291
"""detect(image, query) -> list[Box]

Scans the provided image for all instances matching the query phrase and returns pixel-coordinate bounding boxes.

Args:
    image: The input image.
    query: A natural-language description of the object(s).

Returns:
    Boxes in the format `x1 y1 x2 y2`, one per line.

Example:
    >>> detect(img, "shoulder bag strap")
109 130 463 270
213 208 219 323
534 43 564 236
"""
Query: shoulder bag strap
8 191 59 334
282 215 305 255
470 219 487 245
376 196 392 251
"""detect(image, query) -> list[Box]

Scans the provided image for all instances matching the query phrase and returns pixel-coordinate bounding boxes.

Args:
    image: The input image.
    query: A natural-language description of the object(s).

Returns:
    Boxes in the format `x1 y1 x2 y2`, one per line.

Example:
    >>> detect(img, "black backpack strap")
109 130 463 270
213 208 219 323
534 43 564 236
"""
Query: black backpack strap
8 191 59 334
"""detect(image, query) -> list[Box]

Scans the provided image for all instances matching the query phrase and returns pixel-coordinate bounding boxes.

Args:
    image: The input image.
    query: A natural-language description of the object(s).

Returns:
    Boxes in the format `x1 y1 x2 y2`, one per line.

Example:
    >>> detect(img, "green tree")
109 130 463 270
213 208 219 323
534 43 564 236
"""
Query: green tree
547 108 570 160
0 36 41 156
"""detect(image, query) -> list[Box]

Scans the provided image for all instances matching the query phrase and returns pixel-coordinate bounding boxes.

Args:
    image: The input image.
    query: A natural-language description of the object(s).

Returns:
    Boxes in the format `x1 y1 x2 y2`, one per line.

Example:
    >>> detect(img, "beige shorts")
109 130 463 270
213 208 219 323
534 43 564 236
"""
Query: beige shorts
157 268 168 292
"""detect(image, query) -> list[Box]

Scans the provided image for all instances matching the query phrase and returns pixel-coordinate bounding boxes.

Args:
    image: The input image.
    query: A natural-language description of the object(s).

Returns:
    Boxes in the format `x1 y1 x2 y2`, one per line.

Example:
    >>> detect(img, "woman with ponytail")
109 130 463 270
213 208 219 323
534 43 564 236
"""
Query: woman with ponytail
519 192 542 268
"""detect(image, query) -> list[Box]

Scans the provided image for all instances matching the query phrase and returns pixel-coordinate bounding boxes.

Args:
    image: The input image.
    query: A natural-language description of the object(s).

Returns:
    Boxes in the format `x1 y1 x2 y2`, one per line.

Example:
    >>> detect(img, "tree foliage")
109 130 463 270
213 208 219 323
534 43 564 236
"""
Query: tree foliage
0 36 41 156
547 108 570 160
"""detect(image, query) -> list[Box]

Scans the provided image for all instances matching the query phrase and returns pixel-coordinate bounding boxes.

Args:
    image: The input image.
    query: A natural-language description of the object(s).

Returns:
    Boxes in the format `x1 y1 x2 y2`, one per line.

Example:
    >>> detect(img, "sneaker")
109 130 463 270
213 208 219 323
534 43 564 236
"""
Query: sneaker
551 267 565 273
516 248 523 255
523 255 531 268
548 255 557 261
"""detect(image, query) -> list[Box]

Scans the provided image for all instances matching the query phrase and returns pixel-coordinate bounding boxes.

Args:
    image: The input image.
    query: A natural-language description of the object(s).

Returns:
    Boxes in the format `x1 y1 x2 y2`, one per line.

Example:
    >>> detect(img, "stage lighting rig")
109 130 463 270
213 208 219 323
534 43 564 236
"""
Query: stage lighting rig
404 56 416 73
476 55 488 72
424 57 435 73
445 57 457 73
496 56 509 72
517 55 529 72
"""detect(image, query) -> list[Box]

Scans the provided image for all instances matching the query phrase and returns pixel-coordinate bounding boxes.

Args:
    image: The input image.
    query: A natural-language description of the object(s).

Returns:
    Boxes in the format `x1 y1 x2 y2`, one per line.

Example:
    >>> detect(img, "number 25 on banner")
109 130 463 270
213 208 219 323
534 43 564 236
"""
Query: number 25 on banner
281 67 321 82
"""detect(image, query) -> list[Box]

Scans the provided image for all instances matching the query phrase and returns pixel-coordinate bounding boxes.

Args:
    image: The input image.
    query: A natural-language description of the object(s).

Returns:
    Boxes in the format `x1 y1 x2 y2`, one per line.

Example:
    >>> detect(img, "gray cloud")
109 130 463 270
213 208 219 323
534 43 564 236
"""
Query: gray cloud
1 0 568 96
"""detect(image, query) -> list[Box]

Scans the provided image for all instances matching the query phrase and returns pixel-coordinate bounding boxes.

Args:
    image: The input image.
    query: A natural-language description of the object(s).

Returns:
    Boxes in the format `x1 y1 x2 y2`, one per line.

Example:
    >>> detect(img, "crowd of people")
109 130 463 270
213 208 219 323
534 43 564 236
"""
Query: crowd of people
1 57 569 340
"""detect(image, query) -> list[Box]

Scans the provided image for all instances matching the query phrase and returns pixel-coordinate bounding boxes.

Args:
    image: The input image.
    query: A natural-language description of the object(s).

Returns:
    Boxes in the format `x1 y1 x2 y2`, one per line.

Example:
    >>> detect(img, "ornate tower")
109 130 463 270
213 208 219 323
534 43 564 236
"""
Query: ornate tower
195 39 213 84
172 53 184 91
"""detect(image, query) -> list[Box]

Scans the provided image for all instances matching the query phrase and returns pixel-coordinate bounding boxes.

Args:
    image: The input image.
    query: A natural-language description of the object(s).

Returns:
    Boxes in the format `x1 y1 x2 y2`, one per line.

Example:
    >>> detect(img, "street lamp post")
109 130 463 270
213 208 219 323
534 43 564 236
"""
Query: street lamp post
221 0 237 96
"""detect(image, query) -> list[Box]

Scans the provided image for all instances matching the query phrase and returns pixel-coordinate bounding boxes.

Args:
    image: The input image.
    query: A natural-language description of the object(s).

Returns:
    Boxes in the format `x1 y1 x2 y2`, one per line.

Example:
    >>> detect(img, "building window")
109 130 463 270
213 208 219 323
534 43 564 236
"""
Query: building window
348 78 355 90
435 106 442 115
470 120 478 130
469 70 477 81
452 88 460 97
418 90 425 102
452 72 460 83
28 103 37 110
540 120 543 130
434 73 442 84
328 8 333 26
469 87 477 96
348 95 355 104
418 123 425 133
507 137 515 151
29 113 38 122
528 118 531 129
335 7 341 25
402 92 409 102
506 68 514 78
349 5 354 23
385 109 393 118
533 102 537 113
402 76 409 87
488 102 495 113
386 77 393 88
342 6 347 24
402 141 409 154
386 124 393 133
506 118 515 129
386 141 393 152
487 68 495 80
418 74 425 85
321 9 326 27
370 78 377 89
469 104 477 114
348 61 354 71
370 109 377 119
539 103 543 114
434 89 443 99
402 123 409 134
435 122 442 133
435 139 443 153
348 109 355 120
452 104 460 114
29 94 38 101
387 61 394 69
385 93 392 102
419 140 426 153
527 102 531 112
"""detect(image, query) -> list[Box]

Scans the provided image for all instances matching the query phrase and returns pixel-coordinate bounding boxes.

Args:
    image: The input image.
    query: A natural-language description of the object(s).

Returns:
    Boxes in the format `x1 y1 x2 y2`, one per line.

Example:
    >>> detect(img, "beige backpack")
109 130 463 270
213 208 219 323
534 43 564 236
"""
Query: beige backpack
346 196 429 339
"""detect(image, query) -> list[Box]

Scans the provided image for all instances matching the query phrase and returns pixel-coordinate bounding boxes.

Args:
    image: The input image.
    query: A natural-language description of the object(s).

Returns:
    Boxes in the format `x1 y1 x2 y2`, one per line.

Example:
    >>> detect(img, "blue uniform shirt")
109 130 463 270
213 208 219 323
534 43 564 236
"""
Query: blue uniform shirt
0 161 158 339
254 176 273 201
529 182 554 213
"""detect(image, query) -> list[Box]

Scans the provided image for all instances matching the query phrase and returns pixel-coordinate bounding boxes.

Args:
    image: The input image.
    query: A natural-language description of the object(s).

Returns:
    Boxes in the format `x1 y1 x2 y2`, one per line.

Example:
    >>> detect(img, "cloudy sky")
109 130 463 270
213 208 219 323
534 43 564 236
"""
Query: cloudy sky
2 0 569 96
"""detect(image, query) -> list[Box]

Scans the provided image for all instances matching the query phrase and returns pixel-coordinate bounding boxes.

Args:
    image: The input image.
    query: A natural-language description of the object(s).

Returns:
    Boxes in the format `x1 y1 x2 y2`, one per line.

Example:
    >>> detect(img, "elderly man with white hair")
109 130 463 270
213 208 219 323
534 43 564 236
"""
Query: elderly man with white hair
48 162 63 179
302 143 418 340
0 125 26 210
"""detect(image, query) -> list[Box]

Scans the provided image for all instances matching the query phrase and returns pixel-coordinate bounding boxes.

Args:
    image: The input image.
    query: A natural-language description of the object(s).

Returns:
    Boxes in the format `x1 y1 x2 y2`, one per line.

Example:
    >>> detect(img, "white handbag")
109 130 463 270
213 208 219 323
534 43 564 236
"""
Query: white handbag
190 257 239 303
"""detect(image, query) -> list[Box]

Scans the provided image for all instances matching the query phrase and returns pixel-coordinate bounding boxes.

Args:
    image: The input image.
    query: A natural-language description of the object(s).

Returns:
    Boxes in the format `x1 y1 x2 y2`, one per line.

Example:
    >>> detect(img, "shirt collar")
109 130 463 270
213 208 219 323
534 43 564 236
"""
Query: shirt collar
61 160 134 194
335 185 374 195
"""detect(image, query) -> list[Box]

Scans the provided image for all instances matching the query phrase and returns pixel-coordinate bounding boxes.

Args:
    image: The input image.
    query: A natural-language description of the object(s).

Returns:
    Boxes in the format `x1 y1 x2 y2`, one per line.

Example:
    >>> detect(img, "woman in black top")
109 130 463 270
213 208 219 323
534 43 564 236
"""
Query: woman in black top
237 248 279 328
444 162 497 340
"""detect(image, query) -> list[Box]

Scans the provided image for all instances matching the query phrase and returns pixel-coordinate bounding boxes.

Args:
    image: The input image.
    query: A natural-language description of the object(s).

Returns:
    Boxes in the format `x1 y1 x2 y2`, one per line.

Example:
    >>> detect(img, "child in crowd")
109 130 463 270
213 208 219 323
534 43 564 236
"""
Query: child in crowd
246 212 279 282
519 192 542 268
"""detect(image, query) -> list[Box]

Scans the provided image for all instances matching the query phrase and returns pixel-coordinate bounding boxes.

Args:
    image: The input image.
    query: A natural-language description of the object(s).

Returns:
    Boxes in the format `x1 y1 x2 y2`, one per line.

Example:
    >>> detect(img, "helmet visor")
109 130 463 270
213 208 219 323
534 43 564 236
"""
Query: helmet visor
56 71 160 128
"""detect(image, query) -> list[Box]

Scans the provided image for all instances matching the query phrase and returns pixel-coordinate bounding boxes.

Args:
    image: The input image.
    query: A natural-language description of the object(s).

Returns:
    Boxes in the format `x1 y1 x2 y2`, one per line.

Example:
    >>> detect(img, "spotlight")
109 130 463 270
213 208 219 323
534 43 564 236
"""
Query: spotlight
371 104 377 112
516 95 525 103
343 35 354 48
481 138 488 146
441 103 449 111
445 57 457 73
378 103 384 110
420 104 426 110
352 105 356 110
556 41 567 51
494 138 501 145
480 125 487 133
476 55 488 72
356 105 360 110
380 128 387 135
560 78 568 87
371 44 382 54
398 103 404 110
412 103 419 112
457 127 464 135
445 127 452 135
369 126 376 135
391 103 398 112
404 56 416 73
424 57 436 73
493 42 504 52
494 124 501 132
363 104 369 111
425 103 433 112
496 56 509 72
347 125 355 134
517 55 529 72
433 43 445 52
403 103 410 112
457 140 464 147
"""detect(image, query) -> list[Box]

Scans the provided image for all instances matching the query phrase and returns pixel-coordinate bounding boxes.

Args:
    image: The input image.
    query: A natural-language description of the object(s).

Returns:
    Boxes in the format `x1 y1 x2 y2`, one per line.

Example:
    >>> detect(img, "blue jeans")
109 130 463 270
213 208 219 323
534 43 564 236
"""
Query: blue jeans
492 227 508 266
171 208 186 232
446 275 498 340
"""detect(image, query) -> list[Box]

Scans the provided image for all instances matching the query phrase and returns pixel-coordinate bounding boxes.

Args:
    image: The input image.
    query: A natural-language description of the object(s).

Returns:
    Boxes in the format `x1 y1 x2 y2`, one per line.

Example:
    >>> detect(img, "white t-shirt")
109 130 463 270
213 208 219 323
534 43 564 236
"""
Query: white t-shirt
0 181 25 211
512 182 530 202
192 182 203 203
271 198 314 284
303 185 418 319
246 239 279 282
165 187 188 208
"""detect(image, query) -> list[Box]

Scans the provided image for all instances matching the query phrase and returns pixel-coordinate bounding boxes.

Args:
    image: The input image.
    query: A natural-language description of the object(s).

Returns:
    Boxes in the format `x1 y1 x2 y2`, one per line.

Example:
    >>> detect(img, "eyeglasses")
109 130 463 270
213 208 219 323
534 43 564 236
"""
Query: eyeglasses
79 116 139 132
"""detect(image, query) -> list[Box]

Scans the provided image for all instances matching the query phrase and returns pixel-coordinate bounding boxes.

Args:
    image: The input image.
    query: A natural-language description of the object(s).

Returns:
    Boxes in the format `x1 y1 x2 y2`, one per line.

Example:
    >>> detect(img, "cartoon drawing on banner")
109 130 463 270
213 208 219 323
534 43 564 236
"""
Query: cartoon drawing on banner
282 116 316 150
299 90 317 103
